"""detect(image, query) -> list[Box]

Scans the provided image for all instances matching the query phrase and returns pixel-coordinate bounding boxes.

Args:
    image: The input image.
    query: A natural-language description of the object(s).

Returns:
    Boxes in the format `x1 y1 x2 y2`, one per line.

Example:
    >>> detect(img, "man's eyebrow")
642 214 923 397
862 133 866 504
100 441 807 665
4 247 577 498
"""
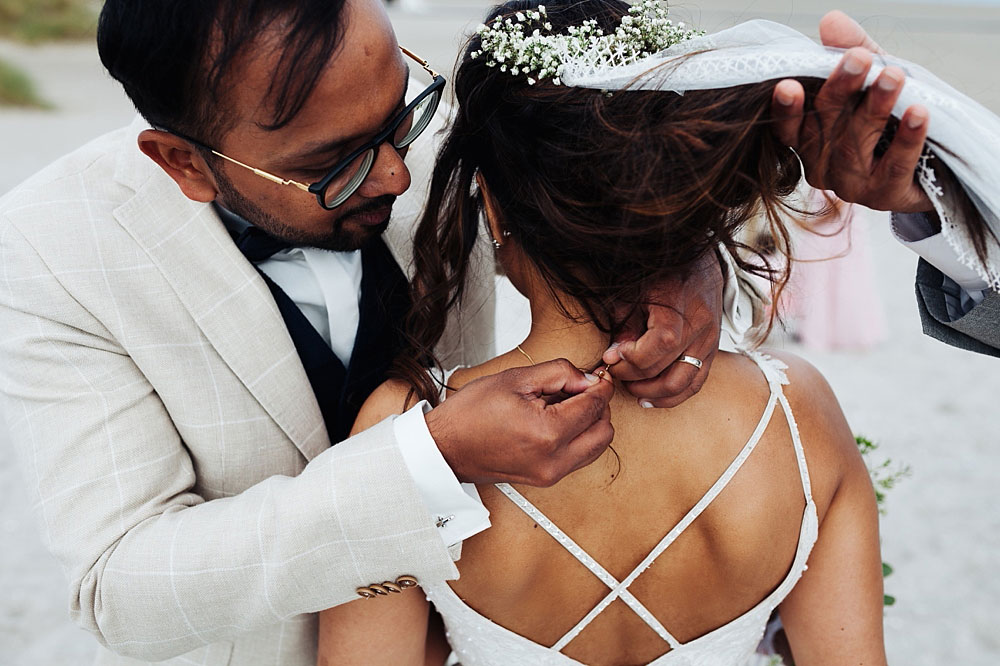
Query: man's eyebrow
279 65 412 167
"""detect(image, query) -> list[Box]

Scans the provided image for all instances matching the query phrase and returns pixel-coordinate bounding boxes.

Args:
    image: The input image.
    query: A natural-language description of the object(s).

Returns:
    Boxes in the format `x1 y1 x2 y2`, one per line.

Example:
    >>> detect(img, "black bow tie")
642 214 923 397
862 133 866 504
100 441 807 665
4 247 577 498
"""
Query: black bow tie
233 225 292 263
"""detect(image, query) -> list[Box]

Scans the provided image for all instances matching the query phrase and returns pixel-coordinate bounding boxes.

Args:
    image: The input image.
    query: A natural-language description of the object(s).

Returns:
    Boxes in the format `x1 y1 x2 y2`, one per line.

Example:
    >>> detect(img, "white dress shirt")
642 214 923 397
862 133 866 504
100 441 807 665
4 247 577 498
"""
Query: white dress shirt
892 212 990 319
219 204 490 553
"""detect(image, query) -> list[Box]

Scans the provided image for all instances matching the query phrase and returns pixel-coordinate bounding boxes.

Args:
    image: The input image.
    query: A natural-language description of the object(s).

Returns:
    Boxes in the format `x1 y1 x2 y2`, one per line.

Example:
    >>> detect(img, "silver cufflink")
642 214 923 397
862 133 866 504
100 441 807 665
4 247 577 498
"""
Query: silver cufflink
435 514 455 528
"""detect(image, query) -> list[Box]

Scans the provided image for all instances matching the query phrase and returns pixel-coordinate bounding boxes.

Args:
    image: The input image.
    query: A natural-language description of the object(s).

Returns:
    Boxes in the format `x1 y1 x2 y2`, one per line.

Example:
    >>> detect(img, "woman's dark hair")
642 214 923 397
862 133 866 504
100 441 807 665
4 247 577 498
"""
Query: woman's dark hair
392 0 813 404
393 0 992 404
97 0 347 145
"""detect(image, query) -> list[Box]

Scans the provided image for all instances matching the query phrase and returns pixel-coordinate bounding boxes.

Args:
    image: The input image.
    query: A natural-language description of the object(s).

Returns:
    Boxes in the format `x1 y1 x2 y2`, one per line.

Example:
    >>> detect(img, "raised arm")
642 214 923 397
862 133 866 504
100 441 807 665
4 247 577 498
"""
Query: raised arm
772 10 999 356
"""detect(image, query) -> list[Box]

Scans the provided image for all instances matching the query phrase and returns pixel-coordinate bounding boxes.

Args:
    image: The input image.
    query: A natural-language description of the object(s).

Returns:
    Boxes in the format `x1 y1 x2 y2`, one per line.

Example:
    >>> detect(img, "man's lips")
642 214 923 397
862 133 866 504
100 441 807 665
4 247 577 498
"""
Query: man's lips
345 205 393 227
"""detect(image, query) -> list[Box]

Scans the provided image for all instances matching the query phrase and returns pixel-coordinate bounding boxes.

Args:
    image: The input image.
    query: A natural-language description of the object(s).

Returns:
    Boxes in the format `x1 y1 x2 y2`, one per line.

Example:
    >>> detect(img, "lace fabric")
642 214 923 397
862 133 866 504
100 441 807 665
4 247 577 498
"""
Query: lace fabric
423 351 818 665
559 19 1000 290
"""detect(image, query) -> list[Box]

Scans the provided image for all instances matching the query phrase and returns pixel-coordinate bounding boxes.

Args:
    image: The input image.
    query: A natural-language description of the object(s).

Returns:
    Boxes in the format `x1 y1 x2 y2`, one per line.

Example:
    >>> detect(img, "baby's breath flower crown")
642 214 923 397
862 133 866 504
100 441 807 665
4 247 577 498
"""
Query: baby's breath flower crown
469 0 702 86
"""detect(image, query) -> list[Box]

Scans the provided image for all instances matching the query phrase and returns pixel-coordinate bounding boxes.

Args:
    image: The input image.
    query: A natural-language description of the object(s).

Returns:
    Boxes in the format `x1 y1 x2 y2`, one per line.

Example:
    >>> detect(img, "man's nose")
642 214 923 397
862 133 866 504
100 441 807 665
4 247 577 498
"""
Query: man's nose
357 142 411 199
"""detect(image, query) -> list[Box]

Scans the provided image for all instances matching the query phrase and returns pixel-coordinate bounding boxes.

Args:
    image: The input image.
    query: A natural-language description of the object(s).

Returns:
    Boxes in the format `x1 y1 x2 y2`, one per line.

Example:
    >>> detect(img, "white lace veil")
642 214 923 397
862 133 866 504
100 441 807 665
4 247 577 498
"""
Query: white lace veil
560 20 1000 290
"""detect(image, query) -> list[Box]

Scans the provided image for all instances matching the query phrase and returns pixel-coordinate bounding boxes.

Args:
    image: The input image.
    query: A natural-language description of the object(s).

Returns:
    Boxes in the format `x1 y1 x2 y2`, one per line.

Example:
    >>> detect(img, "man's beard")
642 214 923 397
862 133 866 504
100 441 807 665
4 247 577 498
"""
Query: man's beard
213 167 393 252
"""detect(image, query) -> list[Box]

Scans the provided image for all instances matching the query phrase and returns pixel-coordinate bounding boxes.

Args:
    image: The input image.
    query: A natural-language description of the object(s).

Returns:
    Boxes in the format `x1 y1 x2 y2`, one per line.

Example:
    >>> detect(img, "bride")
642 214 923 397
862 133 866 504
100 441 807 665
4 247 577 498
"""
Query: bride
317 1 885 664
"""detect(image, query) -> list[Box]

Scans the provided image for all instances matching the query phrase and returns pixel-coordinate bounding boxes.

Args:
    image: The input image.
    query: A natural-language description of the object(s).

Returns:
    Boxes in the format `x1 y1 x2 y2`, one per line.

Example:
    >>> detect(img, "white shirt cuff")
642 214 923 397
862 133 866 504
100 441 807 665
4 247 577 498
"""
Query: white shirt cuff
393 402 491 558
892 225 989 309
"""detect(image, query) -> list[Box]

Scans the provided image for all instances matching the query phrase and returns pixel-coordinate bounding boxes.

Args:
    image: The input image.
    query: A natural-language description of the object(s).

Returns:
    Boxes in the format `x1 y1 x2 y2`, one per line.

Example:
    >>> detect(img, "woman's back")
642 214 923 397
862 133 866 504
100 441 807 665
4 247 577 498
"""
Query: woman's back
426 350 852 665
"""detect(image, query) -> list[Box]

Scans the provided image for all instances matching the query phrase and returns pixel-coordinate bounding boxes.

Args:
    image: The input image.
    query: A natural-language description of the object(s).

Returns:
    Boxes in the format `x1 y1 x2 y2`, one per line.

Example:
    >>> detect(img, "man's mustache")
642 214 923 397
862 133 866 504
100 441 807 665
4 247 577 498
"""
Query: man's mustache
339 195 397 221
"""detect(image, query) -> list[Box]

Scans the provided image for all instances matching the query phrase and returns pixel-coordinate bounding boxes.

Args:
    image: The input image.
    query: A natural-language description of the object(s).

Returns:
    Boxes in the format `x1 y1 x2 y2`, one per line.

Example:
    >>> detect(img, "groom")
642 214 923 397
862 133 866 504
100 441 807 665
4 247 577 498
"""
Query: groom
0 2 990 666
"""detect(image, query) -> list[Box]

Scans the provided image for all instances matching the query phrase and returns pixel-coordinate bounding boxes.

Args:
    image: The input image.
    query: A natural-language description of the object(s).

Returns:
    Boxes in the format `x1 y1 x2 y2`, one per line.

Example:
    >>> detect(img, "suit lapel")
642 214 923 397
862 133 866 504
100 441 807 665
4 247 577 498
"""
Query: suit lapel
111 161 329 461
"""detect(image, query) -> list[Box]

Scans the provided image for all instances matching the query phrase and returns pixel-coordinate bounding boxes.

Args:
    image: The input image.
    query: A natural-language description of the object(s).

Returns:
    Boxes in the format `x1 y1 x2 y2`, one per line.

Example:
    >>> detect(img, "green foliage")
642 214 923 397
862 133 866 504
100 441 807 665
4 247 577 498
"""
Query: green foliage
0 0 97 43
856 435 912 515
0 57 48 107
856 435 909 609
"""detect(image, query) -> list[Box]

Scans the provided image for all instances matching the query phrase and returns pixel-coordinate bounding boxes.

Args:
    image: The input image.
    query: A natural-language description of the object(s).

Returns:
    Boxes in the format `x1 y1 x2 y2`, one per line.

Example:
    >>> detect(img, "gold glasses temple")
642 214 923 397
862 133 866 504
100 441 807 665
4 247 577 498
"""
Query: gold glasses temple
210 151 311 192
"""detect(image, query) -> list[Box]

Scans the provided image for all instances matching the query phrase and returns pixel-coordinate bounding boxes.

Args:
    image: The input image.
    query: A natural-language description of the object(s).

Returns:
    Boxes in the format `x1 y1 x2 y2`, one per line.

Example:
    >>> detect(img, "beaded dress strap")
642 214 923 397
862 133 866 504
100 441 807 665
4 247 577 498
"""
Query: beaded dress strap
744 351 813 501
495 483 681 649
547 387 782 650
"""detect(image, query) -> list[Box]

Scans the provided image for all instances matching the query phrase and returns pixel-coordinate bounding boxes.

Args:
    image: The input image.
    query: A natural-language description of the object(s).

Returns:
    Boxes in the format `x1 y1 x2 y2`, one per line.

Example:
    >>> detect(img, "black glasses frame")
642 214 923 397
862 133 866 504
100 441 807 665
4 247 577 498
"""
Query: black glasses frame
307 71 445 209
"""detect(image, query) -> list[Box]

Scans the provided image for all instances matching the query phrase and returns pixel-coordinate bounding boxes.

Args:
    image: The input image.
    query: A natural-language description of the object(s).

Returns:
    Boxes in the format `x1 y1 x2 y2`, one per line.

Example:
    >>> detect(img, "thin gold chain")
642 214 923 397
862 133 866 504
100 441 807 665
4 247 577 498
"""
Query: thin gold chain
515 344 536 366
516 344 613 383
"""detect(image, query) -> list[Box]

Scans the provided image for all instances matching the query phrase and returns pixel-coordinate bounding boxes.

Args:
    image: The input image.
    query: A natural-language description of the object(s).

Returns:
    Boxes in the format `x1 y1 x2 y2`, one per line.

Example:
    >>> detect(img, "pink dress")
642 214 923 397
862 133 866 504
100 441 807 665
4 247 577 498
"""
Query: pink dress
781 191 888 351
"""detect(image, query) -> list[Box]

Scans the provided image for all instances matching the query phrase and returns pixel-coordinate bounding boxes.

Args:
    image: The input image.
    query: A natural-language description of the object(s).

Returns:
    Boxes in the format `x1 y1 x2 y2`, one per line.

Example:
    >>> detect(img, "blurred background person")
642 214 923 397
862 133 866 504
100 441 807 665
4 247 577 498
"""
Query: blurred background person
782 189 889 352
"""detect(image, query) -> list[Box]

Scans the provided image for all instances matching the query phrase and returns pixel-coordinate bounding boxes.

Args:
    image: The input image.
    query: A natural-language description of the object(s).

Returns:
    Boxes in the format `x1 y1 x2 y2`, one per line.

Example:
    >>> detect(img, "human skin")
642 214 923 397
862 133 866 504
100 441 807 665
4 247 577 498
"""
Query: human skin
131 0 619 486
130 2 941 485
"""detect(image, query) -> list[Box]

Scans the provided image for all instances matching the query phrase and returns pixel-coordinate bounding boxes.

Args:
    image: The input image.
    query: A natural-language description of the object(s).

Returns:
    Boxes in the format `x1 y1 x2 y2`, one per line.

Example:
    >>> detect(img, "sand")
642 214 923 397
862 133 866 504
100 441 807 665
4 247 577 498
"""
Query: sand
1 1 998 663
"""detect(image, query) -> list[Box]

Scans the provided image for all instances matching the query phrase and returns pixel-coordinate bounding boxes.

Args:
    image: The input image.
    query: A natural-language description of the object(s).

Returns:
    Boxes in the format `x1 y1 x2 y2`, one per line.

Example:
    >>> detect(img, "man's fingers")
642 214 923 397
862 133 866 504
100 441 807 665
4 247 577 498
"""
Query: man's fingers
819 10 885 54
562 402 615 475
872 105 932 212
523 358 596 398
624 360 700 402
545 371 615 441
607 316 684 382
854 67 905 163
815 47 873 117
624 343 716 406
771 79 806 148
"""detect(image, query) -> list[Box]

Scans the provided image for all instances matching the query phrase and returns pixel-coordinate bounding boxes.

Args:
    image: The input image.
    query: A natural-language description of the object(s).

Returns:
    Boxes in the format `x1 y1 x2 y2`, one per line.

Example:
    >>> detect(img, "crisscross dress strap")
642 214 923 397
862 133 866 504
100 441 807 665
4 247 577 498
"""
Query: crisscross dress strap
495 483 682 649
495 380 783 653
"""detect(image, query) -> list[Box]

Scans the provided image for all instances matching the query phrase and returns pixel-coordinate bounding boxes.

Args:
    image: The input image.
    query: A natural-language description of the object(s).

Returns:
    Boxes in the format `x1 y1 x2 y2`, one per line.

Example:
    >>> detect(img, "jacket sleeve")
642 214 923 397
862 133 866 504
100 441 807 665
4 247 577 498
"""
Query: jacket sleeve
0 220 457 660
914 258 1000 357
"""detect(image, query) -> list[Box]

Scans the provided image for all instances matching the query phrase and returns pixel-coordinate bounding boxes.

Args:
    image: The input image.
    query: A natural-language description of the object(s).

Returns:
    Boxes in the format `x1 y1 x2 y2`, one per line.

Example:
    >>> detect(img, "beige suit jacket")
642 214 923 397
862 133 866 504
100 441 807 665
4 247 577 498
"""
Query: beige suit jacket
0 113 496 665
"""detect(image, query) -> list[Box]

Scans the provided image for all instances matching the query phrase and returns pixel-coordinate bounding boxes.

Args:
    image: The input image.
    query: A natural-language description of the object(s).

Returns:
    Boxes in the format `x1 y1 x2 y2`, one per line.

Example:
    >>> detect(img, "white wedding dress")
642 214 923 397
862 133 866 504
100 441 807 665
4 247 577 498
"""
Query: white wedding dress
423 351 818 665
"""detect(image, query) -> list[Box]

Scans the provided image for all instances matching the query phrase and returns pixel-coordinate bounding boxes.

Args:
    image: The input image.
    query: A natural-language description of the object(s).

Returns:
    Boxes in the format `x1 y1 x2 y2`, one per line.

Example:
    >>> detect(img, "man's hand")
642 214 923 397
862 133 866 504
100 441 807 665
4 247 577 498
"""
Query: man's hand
771 10 932 213
602 251 724 409
426 359 615 486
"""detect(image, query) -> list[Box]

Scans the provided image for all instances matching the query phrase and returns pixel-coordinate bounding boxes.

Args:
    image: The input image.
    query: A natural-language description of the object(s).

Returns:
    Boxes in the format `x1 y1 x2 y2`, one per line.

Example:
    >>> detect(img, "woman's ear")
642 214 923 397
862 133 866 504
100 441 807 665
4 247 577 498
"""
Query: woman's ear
137 129 219 203
476 172 506 245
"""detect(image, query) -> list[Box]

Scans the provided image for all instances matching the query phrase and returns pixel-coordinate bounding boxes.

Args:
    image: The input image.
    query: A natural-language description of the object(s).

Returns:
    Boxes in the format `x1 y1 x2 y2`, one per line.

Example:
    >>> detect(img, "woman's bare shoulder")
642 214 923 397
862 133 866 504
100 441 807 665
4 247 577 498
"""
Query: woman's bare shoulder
351 379 422 436
761 349 867 511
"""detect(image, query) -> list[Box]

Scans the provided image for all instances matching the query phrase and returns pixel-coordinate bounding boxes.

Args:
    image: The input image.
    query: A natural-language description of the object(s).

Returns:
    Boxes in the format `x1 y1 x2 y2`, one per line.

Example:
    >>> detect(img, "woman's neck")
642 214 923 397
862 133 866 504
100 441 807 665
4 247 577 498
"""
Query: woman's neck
512 292 611 373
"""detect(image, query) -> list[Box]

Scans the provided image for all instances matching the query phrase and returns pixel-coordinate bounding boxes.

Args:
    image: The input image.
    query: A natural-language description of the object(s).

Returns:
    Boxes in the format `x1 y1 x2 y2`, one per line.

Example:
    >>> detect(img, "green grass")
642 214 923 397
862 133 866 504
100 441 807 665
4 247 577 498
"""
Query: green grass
0 0 97 43
0 57 49 107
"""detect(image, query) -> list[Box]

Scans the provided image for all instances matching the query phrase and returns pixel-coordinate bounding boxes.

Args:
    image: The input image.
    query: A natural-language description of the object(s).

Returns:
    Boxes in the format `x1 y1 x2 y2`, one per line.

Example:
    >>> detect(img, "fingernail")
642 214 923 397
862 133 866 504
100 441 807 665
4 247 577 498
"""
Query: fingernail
603 342 621 363
877 71 901 92
775 89 794 106
842 54 865 76
906 109 927 130
639 400 655 409
584 373 599 383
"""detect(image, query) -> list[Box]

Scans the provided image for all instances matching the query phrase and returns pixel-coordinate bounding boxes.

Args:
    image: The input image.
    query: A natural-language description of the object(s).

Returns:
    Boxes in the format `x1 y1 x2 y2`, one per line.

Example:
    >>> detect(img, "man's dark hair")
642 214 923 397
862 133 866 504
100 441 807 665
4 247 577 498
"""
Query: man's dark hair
98 0 348 145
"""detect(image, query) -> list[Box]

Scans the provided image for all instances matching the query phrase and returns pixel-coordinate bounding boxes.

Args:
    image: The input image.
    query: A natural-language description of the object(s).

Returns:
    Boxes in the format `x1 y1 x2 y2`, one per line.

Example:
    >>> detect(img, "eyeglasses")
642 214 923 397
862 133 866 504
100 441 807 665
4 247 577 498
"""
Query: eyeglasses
159 46 445 210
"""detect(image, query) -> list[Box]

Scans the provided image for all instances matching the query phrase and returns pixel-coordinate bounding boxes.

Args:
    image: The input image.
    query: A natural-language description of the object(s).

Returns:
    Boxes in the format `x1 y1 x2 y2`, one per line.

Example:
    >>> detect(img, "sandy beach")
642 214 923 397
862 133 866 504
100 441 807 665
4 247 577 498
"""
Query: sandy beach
1 1 998 663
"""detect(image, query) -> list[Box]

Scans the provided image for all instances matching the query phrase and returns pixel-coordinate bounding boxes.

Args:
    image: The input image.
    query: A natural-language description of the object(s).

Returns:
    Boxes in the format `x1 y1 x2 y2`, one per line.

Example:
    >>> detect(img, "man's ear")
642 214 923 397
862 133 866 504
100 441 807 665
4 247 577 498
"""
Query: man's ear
137 129 219 203
475 172 505 243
